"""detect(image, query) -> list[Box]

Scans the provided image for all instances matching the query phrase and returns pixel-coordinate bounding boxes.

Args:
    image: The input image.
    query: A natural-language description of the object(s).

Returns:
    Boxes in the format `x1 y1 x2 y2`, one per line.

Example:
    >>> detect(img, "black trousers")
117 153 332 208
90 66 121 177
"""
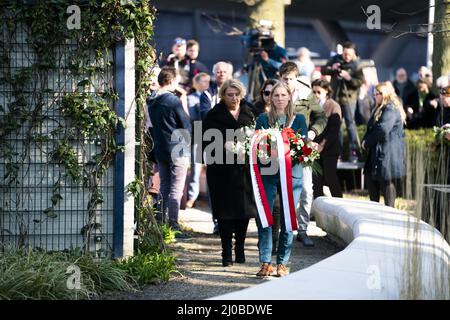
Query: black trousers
217 218 250 263
365 174 396 207
313 155 343 199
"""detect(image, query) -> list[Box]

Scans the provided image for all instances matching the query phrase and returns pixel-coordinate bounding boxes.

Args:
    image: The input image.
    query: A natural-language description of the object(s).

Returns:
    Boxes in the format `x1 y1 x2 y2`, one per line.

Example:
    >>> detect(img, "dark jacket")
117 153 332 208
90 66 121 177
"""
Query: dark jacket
393 79 416 105
147 91 192 162
321 55 364 105
202 100 257 220
363 103 405 181
199 81 219 120
315 99 342 157
435 104 450 127
405 89 438 129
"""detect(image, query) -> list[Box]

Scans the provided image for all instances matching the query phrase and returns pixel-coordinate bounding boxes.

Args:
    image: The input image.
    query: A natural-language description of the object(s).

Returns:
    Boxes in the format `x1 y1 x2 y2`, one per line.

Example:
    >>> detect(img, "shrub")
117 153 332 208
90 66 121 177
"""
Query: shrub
0 248 136 300
118 251 178 284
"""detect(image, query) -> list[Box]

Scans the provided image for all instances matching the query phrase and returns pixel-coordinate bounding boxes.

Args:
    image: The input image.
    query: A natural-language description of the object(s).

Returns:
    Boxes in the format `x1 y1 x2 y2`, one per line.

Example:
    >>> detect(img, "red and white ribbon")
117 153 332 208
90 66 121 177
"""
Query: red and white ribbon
249 130 298 231
249 133 273 228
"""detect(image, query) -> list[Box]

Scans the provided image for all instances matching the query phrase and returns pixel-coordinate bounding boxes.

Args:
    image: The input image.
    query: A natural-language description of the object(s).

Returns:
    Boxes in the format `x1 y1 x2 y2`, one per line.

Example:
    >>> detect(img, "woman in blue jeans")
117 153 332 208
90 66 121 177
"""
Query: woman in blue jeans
255 81 308 277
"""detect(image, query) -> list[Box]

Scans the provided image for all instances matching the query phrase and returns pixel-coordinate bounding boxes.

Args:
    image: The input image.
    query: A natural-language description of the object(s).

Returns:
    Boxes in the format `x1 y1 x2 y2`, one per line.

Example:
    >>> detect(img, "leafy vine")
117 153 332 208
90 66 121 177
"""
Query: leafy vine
0 0 160 255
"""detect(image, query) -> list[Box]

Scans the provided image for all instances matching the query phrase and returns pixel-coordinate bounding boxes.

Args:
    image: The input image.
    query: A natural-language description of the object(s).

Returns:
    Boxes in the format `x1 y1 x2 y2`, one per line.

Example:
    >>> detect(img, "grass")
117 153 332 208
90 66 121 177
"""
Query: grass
0 248 137 300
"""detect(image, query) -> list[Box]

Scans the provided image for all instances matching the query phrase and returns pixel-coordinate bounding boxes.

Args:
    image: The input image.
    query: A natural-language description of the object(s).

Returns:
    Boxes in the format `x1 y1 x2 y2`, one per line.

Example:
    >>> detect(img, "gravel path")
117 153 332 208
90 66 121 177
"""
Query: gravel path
104 199 345 300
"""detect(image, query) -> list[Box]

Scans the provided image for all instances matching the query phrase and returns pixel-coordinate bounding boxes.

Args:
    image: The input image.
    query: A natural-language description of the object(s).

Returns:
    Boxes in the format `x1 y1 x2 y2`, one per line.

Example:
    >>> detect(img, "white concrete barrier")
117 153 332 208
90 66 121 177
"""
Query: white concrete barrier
212 197 450 300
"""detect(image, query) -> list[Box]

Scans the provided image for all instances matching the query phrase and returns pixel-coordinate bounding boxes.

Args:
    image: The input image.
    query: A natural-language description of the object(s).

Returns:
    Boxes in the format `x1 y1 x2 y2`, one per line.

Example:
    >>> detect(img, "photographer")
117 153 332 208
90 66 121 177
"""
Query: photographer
258 41 287 79
244 26 287 80
321 41 364 162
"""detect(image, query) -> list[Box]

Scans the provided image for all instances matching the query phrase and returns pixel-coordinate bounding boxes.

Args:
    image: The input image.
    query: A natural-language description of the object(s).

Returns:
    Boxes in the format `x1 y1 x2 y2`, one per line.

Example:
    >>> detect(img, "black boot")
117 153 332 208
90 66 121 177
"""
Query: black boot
219 220 233 266
235 245 245 264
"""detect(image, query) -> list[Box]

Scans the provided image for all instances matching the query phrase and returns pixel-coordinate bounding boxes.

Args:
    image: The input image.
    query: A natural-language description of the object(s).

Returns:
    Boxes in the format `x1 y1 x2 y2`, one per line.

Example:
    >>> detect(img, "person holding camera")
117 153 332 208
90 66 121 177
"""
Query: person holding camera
321 41 364 163
258 41 288 79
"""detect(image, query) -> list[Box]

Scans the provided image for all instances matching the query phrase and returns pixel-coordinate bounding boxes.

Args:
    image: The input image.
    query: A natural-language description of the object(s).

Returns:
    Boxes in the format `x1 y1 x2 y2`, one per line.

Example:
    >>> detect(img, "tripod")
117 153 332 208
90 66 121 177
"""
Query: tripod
245 52 268 102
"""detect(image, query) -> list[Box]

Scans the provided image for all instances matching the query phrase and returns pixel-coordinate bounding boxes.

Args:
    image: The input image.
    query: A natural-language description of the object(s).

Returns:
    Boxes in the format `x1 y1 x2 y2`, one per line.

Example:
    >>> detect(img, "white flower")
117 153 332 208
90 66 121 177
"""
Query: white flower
303 156 309 162
224 141 235 153
245 128 255 137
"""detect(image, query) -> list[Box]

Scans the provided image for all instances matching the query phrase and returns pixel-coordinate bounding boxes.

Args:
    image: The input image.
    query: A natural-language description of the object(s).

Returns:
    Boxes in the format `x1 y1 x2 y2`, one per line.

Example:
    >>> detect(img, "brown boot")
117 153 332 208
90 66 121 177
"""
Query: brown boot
256 263 274 277
276 264 289 277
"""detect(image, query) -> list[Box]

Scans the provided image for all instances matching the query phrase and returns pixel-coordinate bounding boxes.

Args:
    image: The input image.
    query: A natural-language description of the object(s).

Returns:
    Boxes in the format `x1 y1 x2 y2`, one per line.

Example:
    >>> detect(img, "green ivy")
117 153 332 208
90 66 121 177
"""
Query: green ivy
0 1 162 255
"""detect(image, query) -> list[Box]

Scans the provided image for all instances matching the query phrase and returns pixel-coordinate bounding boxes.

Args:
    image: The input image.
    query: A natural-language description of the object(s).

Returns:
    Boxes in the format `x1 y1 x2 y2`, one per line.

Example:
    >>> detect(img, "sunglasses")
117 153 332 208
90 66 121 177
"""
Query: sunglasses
263 90 272 97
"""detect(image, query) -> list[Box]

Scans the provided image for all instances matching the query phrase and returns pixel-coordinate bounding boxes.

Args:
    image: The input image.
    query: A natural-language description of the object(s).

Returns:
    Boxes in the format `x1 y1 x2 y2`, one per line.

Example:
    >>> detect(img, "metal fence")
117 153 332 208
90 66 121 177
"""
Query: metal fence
0 23 116 256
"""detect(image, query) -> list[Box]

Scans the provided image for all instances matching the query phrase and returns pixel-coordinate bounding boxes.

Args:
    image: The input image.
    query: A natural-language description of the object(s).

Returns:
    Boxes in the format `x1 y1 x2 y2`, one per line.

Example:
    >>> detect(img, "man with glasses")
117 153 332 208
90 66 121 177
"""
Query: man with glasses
436 85 450 127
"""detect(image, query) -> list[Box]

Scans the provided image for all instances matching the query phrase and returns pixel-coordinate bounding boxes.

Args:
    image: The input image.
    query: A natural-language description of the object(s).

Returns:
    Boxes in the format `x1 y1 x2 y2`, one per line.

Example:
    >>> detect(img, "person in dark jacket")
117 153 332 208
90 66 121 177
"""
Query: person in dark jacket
202 79 257 267
311 79 343 199
251 78 278 117
255 81 308 278
148 66 192 234
362 82 407 207
393 68 416 106
199 61 233 120
321 41 364 162
435 85 450 127
404 79 438 129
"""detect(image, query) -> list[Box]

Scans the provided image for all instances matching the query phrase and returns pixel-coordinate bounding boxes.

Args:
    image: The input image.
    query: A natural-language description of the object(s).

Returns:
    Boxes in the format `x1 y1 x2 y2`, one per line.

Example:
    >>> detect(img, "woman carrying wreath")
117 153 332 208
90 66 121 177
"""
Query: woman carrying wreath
254 81 308 277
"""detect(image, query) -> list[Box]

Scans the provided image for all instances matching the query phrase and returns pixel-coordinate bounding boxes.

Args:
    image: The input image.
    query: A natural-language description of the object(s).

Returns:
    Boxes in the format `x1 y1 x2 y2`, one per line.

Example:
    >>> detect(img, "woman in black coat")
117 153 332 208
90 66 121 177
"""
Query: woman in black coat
202 79 257 266
362 82 406 207
311 79 343 198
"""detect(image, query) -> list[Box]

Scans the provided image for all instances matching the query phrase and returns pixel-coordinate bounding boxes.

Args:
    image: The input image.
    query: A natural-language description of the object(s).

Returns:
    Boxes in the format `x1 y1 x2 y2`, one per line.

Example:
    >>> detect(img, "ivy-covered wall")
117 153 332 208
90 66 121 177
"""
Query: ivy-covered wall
0 1 157 257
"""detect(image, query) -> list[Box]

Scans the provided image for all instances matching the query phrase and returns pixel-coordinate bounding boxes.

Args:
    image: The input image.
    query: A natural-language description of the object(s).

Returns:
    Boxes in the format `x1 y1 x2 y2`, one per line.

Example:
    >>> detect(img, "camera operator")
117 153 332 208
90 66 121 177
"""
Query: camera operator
257 40 287 79
321 41 364 162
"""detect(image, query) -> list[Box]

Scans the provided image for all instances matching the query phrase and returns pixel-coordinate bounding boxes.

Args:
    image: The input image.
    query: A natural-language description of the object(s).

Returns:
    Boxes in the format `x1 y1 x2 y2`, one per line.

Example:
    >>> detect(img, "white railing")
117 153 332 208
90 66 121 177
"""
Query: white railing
212 197 450 300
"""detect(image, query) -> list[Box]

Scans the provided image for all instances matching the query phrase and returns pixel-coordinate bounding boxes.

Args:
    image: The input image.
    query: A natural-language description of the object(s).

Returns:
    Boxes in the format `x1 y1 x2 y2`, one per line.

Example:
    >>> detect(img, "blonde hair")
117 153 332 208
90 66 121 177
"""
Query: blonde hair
219 79 246 100
374 82 406 123
268 82 295 127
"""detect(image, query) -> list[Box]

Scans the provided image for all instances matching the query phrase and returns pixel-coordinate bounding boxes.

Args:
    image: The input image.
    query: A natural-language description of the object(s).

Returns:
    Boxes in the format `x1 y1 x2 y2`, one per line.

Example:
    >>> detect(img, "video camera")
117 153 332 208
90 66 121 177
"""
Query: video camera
241 21 275 53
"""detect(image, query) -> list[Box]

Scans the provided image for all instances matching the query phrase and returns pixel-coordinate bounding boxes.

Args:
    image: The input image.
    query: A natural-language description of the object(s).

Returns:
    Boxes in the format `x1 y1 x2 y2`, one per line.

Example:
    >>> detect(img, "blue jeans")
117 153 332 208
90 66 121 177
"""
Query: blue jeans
187 143 202 202
256 171 303 265
157 157 189 229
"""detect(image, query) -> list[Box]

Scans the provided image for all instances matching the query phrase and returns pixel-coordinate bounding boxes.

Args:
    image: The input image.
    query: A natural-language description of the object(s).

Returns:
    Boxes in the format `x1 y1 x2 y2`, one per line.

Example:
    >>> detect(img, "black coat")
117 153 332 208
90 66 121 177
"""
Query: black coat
315 113 342 157
202 101 257 220
393 79 416 105
405 90 438 129
363 103 405 181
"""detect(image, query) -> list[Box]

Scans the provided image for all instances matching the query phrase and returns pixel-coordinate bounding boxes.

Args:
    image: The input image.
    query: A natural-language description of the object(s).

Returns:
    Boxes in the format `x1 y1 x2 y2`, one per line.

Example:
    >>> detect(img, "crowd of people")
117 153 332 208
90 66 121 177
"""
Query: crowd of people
146 36 450 277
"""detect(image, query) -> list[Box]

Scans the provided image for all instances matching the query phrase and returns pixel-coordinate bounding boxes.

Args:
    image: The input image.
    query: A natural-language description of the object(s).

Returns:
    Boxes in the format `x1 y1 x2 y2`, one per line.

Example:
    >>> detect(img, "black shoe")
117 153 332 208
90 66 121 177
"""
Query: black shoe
222 260 233 267
297 231 314 247
174 232 191 239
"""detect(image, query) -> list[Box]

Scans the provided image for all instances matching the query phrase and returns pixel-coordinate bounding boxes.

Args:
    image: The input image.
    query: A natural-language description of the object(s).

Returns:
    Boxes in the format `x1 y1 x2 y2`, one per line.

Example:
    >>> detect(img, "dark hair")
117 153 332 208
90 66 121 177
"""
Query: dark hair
312 79 333 98
187 39 199 49
279 61 299 77
342 41 356 51
158 66 177 86
416 78 429 87
260 79 280 99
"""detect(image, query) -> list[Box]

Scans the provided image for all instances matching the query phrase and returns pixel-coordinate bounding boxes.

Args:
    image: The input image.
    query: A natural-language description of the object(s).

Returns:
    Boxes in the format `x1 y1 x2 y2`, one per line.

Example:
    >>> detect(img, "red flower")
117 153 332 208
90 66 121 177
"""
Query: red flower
302 145 312 156
283 127 296 139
